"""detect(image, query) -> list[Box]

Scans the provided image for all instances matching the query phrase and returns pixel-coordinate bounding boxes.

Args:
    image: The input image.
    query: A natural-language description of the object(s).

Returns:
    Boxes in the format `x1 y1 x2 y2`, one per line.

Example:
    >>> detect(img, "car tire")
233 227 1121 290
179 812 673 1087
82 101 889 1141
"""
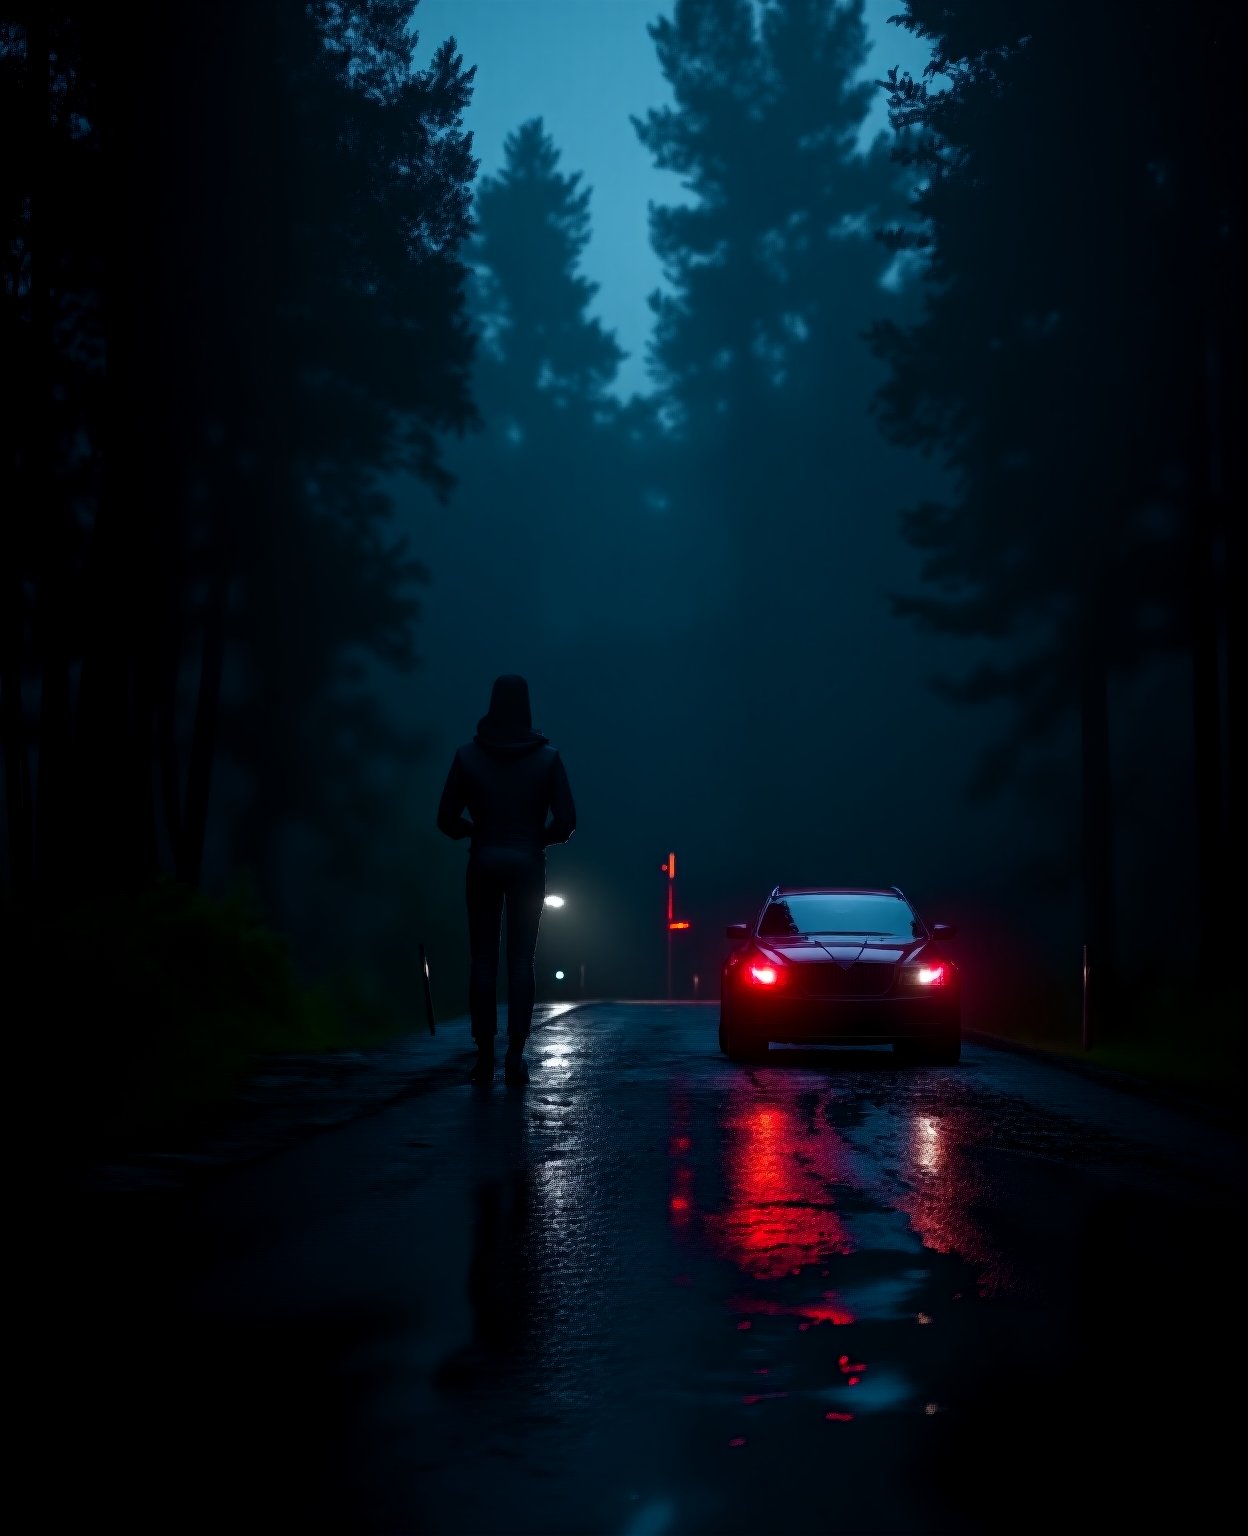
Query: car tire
720 1008 768 1064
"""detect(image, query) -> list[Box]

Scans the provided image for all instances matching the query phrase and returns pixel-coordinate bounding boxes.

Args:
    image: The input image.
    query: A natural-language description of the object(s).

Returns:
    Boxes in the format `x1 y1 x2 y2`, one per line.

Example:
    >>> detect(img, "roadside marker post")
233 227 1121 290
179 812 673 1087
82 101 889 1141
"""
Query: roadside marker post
1081 943 1090 1051
420 942 436 1035
662 851 692 998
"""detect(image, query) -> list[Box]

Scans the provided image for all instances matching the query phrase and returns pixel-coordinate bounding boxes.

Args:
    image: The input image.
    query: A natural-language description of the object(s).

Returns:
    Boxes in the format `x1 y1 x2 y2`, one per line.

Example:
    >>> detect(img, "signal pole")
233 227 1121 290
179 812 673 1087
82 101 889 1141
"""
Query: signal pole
663 851 675 998
661 851 691 998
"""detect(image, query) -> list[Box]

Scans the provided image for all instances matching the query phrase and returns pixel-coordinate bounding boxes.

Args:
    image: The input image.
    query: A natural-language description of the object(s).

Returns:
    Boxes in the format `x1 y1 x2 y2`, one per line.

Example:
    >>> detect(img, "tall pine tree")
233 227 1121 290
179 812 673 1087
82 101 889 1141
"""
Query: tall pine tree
871 0 1243 1022
635 0 959 894
638 0 913 595
0 2 479 923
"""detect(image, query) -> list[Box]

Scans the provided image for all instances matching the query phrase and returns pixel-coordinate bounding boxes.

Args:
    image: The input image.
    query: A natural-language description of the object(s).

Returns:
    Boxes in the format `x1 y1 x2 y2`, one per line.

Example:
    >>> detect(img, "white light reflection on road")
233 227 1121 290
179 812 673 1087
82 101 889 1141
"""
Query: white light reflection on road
912 1114 943 1174
532 1003 580 1085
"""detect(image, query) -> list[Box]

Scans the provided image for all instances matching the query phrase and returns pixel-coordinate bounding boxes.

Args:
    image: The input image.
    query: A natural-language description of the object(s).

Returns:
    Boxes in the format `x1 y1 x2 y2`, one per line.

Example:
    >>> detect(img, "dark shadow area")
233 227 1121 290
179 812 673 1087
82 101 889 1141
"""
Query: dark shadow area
914 1184 1243 1532
40 1181 401 1532
88 1312 392 1532
733 1046 906 1072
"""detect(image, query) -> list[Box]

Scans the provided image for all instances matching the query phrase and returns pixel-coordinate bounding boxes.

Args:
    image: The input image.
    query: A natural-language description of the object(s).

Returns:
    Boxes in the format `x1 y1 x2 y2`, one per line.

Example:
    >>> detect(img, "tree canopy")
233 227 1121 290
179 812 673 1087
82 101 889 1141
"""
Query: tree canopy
871 0 1243 1005
1 2 479 929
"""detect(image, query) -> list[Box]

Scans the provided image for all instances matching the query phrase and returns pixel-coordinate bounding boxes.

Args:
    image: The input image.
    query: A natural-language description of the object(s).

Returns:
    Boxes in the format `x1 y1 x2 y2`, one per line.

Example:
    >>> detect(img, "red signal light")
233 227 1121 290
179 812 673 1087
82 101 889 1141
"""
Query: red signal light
669 920 690 930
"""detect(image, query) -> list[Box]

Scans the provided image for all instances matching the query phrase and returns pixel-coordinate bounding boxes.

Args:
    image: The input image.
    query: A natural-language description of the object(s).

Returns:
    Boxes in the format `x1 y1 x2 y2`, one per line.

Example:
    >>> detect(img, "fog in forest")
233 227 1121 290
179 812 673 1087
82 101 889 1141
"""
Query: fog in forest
5 0 1238 1065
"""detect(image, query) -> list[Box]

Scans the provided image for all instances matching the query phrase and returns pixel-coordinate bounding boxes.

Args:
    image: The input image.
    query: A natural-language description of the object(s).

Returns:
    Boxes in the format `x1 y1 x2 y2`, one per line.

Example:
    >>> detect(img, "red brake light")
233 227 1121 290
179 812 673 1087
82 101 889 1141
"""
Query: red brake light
918 964 945 987
749 964 779 986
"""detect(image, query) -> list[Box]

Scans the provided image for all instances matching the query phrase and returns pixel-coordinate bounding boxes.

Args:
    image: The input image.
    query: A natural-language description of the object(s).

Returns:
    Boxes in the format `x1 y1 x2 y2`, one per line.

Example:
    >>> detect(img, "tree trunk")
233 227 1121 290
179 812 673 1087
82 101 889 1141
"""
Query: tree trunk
178 560 227 887
1 585 33 893
129 607 160 882
74 11 161 893
1206 116 1242 962
159 634 183 874
1223 356 1241 928
1079 586 1116 1043
25 12 75 893
1188 356 1226 974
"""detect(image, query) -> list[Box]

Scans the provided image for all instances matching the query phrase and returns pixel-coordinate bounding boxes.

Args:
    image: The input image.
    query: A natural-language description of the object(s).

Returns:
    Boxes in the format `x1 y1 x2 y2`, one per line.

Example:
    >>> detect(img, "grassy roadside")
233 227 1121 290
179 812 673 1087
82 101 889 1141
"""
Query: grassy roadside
7 879 406 1159
969 981 1242 1107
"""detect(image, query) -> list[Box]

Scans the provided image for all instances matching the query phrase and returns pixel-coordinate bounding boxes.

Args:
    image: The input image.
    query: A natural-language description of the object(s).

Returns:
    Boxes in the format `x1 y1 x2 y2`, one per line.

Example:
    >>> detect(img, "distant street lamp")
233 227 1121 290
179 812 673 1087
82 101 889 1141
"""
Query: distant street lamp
542 900 568 998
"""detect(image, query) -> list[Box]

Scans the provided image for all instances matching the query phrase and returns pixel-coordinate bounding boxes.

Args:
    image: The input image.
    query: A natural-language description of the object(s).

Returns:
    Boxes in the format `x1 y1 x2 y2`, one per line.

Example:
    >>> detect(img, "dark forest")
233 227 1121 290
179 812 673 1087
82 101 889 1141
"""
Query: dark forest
3 0 1241 1147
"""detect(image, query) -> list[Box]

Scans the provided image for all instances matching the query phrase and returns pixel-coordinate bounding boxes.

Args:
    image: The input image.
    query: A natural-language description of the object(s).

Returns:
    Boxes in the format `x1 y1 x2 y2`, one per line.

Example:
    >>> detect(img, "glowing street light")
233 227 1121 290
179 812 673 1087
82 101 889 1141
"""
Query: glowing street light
544 901 568 997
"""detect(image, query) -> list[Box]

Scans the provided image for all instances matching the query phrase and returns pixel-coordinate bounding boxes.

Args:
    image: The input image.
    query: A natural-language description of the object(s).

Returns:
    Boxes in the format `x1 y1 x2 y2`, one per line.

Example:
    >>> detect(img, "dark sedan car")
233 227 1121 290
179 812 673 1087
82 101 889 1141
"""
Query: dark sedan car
719 886 961 1064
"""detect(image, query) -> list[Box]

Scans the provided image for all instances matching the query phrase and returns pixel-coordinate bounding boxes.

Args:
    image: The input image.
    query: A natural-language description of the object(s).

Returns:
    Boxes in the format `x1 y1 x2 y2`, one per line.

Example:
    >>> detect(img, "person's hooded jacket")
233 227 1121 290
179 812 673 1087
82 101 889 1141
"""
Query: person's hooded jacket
437 675 576 856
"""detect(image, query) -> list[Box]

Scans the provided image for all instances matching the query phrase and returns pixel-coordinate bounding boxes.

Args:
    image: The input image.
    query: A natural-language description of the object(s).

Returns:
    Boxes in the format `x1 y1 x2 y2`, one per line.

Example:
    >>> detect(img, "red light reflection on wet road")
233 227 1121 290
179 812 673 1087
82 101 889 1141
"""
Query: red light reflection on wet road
669 1087 696 1233
704 1088 852 1281
728 1293 854 1326
670 1075 1008 1304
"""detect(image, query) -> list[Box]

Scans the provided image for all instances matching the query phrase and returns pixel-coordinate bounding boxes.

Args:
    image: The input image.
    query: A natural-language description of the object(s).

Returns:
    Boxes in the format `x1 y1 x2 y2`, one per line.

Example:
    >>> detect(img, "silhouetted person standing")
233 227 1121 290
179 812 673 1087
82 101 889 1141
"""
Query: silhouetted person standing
438 676 577 1085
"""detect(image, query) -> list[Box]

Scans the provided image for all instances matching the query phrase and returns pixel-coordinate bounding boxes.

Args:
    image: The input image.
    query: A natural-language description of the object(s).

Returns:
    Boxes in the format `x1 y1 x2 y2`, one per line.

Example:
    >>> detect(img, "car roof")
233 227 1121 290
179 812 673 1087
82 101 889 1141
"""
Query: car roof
770 885 908 898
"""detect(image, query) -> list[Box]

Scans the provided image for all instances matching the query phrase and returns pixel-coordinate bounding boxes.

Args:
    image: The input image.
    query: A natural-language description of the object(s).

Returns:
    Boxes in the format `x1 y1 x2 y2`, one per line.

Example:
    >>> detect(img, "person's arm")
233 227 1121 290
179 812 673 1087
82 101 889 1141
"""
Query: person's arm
542 753 577 846
437 752 474 841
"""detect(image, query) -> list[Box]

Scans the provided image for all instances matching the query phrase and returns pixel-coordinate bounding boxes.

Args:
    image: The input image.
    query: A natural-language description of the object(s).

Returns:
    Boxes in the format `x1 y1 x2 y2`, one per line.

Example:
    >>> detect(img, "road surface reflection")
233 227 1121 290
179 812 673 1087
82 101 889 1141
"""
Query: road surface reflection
704 1091 853 1281
666 1063 1016 1431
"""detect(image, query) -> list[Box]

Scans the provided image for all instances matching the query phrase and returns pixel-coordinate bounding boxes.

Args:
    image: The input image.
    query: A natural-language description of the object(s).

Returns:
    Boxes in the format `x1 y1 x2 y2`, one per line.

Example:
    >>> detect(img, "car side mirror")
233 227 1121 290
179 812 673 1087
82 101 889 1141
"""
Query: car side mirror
726 922 751 943
929 922 957 941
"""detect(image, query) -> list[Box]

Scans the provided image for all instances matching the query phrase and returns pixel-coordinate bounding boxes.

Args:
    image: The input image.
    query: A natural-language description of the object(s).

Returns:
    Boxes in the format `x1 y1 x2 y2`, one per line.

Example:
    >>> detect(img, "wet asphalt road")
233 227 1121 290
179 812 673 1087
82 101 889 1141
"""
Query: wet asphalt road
63 1002 1244 1534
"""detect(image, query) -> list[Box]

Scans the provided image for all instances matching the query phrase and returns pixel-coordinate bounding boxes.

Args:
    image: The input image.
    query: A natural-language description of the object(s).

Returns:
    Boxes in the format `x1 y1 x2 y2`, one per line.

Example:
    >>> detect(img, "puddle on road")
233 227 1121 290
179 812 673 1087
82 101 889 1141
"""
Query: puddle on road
668 1084 898 1428
661 1061 1105 1457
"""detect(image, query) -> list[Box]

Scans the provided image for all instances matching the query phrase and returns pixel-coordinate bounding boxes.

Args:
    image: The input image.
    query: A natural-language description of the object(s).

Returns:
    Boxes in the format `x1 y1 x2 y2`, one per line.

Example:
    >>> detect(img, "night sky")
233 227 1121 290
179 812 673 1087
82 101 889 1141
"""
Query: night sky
416 0 932 395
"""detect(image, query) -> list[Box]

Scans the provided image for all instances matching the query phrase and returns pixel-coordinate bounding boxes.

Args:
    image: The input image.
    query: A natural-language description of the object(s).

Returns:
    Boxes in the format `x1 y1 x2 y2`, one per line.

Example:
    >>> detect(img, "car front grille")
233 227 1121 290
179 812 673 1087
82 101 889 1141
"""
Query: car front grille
798 962 895 999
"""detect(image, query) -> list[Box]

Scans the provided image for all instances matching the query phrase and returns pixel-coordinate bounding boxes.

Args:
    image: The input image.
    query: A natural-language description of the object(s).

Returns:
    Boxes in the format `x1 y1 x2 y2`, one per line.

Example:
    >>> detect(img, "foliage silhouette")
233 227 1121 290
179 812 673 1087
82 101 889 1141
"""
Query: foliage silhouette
1 2 478 943
871 0 1243 1017
633 0 960 888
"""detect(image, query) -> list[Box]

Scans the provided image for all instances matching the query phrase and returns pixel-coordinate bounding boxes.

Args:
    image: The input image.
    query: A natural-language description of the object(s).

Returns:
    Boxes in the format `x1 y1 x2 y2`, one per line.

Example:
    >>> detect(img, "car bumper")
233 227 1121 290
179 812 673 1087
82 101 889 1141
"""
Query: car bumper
725 992 959 1045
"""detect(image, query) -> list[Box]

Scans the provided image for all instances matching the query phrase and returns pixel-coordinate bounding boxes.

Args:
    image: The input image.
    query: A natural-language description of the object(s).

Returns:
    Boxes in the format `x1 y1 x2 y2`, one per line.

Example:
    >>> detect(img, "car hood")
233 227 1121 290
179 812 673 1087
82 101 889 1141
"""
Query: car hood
754 935 928 968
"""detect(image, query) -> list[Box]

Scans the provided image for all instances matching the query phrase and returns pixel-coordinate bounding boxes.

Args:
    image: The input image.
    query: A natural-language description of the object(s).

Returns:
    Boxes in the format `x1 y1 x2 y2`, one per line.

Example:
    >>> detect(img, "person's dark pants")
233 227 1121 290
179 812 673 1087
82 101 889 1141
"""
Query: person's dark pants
467 847 545 1054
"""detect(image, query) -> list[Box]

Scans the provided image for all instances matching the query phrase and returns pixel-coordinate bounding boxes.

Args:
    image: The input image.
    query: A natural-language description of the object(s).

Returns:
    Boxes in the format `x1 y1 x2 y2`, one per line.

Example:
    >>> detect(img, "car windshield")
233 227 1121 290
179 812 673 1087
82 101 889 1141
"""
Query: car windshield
759 892 921 941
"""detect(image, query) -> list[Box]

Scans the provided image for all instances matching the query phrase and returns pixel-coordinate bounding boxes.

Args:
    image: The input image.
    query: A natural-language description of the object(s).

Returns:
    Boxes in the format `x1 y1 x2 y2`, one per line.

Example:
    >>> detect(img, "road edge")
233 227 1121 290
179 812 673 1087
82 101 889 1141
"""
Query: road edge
966 1027 1240 1125
82 1001 598 1194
